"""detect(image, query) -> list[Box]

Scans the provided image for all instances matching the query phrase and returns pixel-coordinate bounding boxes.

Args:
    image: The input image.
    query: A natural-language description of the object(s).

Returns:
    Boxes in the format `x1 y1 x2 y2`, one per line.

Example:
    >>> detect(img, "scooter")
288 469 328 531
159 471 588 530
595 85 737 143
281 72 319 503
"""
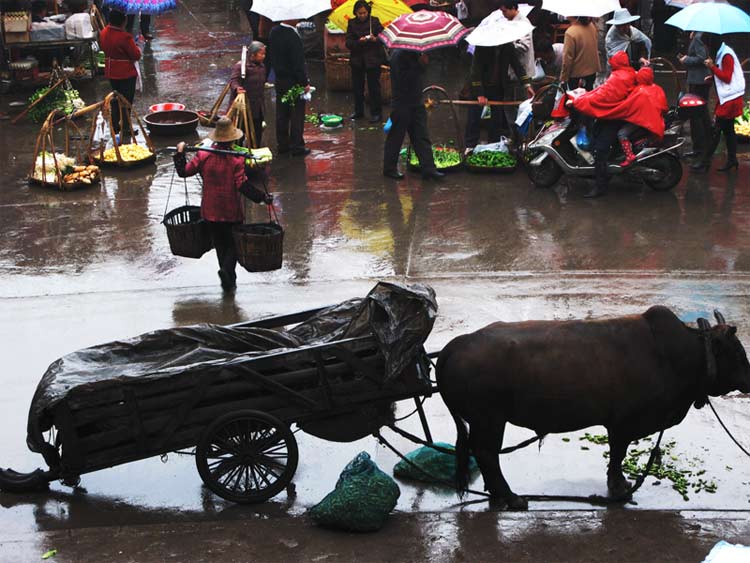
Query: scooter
523 98 685 192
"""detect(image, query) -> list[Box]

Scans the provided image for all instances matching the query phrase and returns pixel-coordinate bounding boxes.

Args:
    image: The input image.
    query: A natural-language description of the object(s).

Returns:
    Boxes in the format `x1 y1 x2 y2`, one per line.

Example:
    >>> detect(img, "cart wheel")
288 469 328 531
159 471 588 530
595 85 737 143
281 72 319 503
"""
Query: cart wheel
196 410 298 504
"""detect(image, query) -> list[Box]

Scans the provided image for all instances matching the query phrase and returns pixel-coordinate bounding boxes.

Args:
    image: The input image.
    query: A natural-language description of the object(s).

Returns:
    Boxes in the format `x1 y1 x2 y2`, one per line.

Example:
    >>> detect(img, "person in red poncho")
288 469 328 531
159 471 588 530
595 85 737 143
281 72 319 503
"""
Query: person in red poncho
571 51 637 197
609 67 668 167
692 37 746 173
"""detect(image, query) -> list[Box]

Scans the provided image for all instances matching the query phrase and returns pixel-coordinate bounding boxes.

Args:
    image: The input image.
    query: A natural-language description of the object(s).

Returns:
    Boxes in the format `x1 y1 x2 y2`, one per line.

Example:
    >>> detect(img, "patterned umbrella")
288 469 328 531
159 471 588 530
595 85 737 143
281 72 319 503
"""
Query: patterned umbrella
103 0 176 15
378 11 469 52
328 0 413 31
542 0 620 18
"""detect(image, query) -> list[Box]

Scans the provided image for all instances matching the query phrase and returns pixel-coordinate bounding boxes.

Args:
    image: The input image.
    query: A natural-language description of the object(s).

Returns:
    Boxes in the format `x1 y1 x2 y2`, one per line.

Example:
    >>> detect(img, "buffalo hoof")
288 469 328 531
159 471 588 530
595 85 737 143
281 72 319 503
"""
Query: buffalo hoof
607 478 633 500
489 494 528 511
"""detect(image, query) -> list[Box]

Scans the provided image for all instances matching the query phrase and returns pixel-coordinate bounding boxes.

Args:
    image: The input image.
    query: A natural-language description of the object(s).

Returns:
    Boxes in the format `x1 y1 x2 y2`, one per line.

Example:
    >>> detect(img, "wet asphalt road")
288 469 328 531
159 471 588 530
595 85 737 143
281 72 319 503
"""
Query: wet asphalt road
2 2 750 561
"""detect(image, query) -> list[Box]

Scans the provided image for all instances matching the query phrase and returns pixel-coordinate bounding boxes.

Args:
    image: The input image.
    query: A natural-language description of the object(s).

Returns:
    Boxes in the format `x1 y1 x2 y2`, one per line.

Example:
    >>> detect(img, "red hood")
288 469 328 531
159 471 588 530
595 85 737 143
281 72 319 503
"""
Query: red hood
636 67 654 85
609 51 630 71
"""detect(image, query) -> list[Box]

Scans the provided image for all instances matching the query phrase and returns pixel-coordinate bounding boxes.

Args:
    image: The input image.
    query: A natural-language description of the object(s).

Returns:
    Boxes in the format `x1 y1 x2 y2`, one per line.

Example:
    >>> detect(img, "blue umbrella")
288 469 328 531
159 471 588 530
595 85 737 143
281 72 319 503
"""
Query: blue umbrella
665 2 750 34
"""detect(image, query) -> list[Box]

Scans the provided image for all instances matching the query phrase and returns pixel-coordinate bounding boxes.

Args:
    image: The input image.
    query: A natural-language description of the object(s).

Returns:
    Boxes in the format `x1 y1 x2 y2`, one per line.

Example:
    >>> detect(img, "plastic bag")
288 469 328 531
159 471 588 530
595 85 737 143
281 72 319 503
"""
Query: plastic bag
480 105 491 120
701 540 750 563
383 116 392 132
533 59 546 81
576 126 591 151
473 138 509 154
309 452 400 532
455 0 468 20
515 98 533 128
393 442 479 485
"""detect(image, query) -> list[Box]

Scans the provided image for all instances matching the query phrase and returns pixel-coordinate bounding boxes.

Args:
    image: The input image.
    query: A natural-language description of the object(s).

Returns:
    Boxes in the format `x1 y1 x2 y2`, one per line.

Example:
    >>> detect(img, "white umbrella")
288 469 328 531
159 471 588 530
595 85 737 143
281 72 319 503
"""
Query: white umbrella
466 12 535 47
542 0 620 18
666 0 726 8
251 0 331 22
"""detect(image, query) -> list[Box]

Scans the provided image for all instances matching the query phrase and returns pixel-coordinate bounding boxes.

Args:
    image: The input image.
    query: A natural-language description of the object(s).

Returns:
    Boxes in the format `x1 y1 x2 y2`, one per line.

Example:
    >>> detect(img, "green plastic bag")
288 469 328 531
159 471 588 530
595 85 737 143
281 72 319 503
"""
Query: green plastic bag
393 442 479 485
309 452 400 532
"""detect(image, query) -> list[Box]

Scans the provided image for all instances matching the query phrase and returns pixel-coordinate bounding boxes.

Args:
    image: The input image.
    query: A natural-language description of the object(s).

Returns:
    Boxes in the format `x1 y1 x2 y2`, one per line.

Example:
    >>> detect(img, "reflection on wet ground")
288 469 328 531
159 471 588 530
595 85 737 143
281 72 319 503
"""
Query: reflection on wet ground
1 0 750 552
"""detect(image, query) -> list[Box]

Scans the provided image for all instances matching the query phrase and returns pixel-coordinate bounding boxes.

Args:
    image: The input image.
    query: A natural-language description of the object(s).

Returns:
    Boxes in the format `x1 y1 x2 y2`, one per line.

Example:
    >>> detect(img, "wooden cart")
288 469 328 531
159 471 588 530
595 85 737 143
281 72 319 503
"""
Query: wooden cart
1 307 435 504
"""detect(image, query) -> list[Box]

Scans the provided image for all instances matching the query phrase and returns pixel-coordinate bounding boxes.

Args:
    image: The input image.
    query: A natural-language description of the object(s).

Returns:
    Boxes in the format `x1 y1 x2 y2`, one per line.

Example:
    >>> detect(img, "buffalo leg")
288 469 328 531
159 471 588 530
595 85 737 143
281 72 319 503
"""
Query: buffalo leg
470 422 528 510
606 432 633 499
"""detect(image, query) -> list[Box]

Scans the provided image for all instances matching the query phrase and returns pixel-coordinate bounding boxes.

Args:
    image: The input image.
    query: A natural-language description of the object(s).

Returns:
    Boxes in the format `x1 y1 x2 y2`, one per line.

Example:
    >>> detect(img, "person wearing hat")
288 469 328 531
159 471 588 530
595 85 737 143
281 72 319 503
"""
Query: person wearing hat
174 118 272 291
605 8 651 70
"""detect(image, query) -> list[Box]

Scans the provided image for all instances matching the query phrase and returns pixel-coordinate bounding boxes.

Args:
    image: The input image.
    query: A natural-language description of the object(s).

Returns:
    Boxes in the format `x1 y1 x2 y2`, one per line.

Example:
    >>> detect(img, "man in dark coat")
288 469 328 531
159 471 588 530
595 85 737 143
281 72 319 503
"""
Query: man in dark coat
269 20 311 156
383 50 443 180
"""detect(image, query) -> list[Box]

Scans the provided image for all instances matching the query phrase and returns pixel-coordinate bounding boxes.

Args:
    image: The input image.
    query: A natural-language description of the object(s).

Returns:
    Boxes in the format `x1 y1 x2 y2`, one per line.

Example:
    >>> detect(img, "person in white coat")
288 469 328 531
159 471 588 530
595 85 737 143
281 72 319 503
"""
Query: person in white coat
498 0 534 138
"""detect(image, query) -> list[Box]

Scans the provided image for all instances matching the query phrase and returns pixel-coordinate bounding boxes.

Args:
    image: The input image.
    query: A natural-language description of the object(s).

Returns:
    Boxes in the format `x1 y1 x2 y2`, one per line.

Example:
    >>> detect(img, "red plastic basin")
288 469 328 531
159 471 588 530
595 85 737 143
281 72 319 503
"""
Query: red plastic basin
149 103 186 113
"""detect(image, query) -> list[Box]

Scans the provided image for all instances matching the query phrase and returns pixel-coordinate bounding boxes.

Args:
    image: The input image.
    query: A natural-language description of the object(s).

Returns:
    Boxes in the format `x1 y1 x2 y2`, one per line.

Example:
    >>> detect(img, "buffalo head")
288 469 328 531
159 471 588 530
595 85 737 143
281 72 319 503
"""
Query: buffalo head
708 310 750 396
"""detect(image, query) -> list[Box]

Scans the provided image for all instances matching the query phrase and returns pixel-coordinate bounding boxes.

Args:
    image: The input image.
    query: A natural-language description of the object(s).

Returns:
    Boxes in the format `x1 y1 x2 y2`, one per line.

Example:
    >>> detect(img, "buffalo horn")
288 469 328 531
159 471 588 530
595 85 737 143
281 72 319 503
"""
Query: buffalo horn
714 310 726 325
697 318 711 331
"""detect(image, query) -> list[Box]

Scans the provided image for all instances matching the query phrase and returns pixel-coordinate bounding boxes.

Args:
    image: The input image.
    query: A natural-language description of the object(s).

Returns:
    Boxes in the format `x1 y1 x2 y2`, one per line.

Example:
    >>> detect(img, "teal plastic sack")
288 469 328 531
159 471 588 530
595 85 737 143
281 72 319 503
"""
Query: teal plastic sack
393 442 479 485
309 452 400 532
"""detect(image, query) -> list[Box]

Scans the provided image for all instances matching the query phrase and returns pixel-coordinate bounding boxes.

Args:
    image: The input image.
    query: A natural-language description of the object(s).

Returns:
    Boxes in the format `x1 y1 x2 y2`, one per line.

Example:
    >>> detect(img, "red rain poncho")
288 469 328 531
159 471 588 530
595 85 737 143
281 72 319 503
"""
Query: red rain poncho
595 67 669 139
572 51 636 118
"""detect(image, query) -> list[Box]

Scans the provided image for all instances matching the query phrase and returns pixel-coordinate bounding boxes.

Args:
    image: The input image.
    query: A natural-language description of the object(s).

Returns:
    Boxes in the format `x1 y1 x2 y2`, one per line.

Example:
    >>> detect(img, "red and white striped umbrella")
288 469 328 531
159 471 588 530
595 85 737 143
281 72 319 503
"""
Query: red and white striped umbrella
378 11 470 52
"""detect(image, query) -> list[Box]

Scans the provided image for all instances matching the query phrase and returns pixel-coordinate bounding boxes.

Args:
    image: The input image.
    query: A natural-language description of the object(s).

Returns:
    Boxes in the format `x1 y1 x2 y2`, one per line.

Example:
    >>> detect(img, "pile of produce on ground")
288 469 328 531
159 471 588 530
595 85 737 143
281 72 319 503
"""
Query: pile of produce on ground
63 165 100 185
27 87 85 123
735 103 750 139
99 143 153 162
32 152 76 183
465 150 517 169
403 145 462 170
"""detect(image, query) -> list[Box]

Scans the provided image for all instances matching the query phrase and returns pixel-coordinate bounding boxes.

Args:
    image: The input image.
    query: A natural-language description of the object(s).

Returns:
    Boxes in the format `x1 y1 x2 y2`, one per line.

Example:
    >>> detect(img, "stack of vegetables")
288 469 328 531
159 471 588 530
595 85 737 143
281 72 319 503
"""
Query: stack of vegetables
403 145 462 170
465 150 517 171
100 144 153 163
32 152 76 183
232 144 273 167
735 103 750 141
27 87 85 123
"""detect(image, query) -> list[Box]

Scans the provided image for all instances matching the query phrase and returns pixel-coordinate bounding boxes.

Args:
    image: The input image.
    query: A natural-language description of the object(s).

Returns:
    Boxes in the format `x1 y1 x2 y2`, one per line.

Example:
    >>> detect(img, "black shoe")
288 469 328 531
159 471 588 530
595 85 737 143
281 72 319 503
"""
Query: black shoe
690 162 709 172
218 270 237 291
277 146 290 155
291 148 311 156
369 115 382 123
584 186 606 198
717 160 738 172
350 113 364 120
383 170 405 180
422 170 445 180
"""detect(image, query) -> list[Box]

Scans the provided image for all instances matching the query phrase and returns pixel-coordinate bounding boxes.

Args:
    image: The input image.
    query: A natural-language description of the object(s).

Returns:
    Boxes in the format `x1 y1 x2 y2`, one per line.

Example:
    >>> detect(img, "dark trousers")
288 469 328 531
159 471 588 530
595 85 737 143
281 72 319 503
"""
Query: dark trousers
688 83 711 154
275 82 306 152
251 117 264 148
126 13 151 35
108 77 137 134
464 92 504 149
239 0 260 39
593 120 623 191
207 221 239 281
701 117 738 166
384 104 436 174
351 65 382 117
567 74 596 91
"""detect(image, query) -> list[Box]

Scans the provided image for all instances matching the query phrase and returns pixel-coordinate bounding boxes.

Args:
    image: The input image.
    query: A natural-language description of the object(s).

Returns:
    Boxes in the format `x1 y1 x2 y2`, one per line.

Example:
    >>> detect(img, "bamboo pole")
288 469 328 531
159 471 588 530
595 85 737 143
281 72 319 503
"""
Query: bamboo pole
11 77 68 124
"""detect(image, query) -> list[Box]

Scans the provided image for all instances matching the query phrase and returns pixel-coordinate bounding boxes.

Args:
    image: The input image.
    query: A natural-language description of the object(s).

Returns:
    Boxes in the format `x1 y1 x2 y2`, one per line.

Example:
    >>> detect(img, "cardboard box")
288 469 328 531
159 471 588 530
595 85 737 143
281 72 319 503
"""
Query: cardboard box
4 31 31 44
3 12 31 33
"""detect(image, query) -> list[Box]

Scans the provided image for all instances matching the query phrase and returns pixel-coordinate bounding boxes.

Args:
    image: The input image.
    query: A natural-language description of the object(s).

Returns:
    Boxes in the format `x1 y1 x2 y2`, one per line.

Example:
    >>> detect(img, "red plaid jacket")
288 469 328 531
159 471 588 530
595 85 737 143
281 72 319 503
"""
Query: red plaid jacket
175 149 245 223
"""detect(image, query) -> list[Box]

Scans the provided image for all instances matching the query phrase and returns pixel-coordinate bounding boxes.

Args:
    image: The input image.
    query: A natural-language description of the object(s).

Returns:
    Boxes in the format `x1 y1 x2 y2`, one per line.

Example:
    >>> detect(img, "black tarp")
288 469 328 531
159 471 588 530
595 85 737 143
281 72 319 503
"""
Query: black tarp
27 282 437 455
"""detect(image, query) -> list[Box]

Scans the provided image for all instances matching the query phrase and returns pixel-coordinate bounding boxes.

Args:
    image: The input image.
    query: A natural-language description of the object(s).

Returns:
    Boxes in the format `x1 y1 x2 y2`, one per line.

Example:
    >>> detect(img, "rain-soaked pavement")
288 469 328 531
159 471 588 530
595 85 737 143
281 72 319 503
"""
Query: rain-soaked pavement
2 2 750 561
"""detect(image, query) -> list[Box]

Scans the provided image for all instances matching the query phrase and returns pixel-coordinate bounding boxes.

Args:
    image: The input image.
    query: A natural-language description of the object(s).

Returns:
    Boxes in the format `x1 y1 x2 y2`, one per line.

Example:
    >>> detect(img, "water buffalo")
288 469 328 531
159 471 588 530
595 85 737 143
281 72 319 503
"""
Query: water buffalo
437 307 750 510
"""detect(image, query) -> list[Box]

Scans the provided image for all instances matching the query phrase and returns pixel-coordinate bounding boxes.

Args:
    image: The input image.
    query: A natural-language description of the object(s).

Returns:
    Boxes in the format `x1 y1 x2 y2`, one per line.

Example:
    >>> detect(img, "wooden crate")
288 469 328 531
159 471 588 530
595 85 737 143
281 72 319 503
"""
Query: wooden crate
4 31 30 43
3 12 30 32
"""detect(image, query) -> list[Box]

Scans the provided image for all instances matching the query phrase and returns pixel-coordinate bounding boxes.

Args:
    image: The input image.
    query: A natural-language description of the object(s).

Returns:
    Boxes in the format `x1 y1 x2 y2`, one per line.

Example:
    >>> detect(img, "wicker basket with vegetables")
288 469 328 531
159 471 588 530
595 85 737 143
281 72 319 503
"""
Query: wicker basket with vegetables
403 145 463 172
88 92 156 168
464 150 517 174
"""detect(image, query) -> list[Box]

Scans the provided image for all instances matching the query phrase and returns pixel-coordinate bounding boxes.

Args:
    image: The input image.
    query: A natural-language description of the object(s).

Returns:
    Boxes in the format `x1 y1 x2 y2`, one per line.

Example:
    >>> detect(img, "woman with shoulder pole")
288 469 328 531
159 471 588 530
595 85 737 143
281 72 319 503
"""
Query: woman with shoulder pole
691 35 745 173
345 0 385 123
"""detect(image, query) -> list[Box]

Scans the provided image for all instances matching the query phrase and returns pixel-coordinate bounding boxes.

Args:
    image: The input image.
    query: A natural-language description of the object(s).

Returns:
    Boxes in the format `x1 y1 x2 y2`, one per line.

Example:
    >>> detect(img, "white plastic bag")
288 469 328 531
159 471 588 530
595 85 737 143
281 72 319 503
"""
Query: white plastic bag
473 138 510 154
702 541 750 563
455 0 468 20
533 60 545 81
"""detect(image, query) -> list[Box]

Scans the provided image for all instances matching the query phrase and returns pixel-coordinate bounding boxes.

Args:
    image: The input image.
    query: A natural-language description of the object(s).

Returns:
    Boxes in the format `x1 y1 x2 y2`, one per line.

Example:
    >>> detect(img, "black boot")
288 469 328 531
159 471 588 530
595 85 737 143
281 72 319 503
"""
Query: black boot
586 158 608 198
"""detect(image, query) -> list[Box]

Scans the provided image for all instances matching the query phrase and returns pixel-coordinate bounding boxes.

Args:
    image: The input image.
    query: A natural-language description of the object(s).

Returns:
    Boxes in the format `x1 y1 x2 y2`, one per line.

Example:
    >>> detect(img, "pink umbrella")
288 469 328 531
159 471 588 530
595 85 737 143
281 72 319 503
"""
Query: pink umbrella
378 11 470 52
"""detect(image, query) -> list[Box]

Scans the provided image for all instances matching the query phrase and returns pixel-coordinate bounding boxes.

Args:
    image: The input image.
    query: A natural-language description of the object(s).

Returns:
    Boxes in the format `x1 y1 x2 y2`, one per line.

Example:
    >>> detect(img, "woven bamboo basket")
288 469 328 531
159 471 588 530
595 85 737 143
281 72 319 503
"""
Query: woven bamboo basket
233 222 283 272
163 205 213 259
325 57 391 103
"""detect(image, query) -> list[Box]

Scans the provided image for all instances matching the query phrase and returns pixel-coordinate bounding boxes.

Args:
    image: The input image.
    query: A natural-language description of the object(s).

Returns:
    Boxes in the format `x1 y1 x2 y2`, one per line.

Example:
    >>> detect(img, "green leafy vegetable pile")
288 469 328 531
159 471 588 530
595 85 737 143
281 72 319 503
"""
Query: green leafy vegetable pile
305 113 320 125
466 150 516 168
27 87 84 123
405 145 462 170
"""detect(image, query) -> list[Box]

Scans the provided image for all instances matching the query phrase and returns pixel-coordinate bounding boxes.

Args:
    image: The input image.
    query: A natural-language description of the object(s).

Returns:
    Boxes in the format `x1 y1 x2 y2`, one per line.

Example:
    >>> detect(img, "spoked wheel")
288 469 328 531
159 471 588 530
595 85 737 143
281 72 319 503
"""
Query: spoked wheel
196 410 298 504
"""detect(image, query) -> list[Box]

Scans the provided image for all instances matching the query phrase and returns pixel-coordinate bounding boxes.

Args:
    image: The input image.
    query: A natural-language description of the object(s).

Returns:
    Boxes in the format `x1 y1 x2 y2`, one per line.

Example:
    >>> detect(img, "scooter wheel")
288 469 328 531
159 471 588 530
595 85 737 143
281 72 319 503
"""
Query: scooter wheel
641 153 683 191
526 151 563 189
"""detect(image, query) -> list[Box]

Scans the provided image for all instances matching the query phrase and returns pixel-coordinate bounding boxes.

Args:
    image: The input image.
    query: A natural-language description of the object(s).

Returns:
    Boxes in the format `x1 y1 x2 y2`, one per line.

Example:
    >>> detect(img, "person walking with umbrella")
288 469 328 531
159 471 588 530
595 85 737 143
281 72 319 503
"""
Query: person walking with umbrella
346 0 386 124
691 35 745 173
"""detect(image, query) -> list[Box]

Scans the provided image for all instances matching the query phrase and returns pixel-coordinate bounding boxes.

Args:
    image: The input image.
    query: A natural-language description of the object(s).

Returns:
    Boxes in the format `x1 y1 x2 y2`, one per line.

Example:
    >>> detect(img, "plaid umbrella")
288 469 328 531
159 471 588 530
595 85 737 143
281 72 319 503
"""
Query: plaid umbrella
378 11 469 52
542 0 620 18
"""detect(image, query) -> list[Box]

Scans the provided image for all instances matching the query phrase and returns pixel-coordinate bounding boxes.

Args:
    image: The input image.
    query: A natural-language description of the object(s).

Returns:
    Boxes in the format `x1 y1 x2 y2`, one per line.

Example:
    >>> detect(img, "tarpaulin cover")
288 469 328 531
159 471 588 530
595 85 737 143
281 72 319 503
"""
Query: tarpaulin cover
26 282 437 454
